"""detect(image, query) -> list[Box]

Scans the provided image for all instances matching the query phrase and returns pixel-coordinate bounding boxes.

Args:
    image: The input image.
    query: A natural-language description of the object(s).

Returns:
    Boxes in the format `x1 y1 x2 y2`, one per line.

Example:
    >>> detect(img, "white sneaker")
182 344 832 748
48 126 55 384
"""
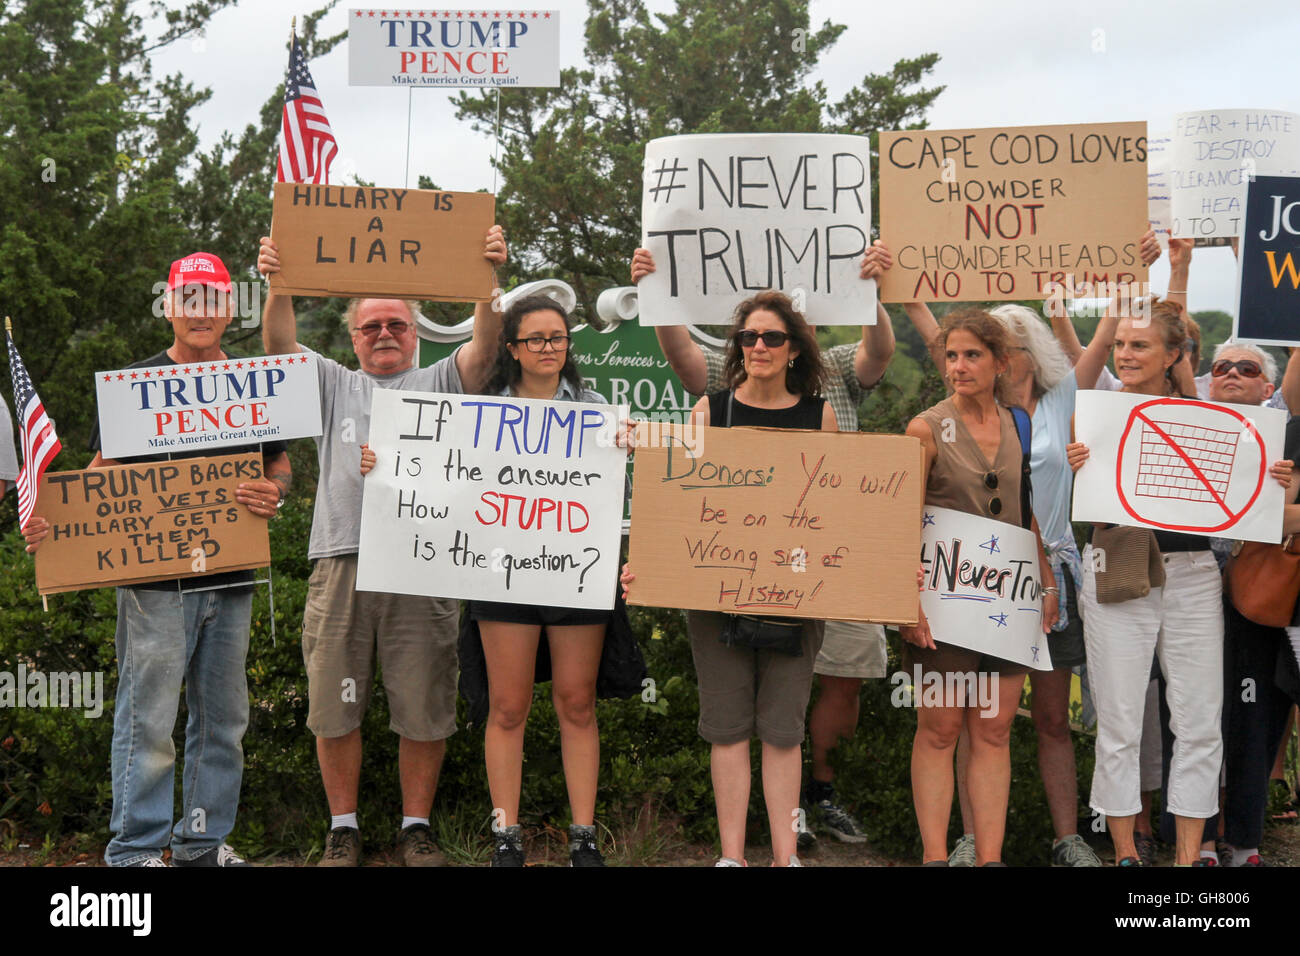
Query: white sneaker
714 857 746 867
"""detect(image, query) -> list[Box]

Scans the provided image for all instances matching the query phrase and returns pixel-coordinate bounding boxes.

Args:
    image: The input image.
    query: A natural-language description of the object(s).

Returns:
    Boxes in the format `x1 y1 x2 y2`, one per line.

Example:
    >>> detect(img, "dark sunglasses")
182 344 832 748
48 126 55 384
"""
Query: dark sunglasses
1210 359 1263 379
735 329 790 349
354 320 411 338
984 471 1002 516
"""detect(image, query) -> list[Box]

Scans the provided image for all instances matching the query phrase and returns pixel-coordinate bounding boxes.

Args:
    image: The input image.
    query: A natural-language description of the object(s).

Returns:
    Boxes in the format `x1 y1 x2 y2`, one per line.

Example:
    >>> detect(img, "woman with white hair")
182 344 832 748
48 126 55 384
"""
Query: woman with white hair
891 278 1114 866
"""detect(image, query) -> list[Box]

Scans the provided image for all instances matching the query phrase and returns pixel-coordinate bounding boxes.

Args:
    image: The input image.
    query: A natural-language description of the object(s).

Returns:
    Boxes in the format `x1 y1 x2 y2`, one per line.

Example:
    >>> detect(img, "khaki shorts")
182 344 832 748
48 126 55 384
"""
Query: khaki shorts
302 555 459 741
814 620 887 679
688 611 825 748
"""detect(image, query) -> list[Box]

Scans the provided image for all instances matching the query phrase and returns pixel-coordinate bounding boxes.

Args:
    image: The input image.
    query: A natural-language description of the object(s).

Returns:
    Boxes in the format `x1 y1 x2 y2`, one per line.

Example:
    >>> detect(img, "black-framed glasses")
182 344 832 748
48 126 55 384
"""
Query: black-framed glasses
1211 359 1263 379
735 329 790 349
354 320 411 338
514 335 571 352
983 471 1002 516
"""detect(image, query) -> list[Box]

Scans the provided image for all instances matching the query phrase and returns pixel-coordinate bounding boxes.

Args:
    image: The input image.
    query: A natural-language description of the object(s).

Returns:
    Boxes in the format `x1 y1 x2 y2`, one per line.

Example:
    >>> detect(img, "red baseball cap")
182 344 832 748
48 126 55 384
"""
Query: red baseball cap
167 252 232 293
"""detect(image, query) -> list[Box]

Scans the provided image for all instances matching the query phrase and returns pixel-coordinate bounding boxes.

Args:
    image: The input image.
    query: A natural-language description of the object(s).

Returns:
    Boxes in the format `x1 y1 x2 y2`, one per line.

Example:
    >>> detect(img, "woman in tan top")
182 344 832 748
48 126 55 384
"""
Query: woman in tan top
901 308 1058 866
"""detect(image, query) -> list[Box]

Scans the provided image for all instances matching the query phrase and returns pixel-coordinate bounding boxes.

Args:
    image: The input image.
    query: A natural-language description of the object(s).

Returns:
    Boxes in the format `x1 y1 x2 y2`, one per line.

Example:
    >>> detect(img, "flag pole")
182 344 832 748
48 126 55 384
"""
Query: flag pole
404 89 413 189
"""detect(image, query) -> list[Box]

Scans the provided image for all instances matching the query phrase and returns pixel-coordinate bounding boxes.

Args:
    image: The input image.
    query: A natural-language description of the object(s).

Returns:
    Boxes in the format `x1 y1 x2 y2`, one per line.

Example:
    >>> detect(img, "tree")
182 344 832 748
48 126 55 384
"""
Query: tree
453 0 943 318
0 0 344 523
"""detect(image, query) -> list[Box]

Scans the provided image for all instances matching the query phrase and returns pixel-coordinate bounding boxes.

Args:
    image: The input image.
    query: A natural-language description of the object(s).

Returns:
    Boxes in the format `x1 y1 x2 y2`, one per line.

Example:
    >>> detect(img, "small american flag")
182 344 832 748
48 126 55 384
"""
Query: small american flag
276 33 338 184
5 329 61 530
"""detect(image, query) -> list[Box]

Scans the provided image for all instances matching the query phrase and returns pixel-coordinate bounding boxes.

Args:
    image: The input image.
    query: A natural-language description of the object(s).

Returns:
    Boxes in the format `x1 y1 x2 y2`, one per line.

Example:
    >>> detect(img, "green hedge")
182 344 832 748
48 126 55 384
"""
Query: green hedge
1 498 1094 864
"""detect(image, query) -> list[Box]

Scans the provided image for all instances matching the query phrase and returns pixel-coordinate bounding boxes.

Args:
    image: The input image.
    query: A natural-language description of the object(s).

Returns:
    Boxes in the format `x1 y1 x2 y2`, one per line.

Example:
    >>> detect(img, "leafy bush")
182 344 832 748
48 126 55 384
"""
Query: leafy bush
2 501 1095 864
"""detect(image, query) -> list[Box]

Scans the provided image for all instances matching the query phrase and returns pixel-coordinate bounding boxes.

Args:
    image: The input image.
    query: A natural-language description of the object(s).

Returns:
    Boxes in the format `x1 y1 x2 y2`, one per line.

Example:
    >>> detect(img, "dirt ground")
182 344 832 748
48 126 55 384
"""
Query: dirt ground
5 812 1300 867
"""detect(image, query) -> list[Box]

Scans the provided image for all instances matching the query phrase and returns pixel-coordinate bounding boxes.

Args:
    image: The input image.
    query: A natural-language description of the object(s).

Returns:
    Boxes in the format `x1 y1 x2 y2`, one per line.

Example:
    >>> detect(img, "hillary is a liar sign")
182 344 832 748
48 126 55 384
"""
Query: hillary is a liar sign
94 354 322 459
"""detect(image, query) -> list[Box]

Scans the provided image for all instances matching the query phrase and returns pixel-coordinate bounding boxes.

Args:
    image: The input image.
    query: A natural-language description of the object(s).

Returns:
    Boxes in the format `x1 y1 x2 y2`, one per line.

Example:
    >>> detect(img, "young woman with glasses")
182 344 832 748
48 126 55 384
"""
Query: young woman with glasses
361 293 620 867
900 308 1058 867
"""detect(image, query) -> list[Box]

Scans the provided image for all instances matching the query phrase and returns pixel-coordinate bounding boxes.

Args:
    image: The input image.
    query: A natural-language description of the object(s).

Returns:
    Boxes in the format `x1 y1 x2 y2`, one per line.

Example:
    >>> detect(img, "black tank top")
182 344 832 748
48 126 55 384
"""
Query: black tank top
706 390 825 430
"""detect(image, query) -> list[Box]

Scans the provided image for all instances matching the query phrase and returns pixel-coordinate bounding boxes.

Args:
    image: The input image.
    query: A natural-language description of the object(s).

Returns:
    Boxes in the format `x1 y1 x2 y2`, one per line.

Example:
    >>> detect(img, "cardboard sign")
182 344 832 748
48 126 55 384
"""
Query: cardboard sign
920 506 1051 671
33 453 271 594
1169 110 1300 239
268 183 496 301
1234 174 1300 346
94 354 322 460
356 389 627 608
878 122 1149 302
1073 390 1286 543
626 424 922 623
347 9 560 88
638 134 875 326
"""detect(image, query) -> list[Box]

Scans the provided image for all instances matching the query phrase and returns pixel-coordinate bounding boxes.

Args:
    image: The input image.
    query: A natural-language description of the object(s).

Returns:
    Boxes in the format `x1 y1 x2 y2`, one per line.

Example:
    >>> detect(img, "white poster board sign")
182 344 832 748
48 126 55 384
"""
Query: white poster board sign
1147 129 1172 248
356 389 627 609
1169 109 1300 239
94 354 322 459
920 506 1050 671
347 9 560 88
638 133 874 326
1072 390 1286 543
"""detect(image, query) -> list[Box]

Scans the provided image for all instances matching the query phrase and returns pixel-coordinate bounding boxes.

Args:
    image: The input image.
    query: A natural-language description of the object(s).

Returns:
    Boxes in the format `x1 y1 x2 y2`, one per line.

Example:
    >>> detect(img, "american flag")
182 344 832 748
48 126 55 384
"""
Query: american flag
5 330 61 530
276 33 338 184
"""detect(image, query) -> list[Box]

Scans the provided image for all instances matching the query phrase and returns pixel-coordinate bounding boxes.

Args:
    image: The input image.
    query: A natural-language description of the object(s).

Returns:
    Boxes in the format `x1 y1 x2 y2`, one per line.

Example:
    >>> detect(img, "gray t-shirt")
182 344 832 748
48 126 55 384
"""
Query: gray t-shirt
308 347 465 560
0 397 18 490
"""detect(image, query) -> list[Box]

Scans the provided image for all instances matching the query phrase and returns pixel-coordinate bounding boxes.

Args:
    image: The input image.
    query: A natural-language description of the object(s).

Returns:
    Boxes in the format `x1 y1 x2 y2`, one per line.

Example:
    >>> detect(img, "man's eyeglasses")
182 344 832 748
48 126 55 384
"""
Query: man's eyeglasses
353 320 411 338
735 329 790 349
514 335 571 352
1210 359 1263 379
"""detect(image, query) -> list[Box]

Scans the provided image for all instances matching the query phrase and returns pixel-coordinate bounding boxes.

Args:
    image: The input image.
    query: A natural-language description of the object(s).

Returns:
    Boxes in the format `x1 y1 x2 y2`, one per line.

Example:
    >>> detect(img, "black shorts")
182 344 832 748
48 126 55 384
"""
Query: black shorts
1046 566 1086 670
468 600 608 628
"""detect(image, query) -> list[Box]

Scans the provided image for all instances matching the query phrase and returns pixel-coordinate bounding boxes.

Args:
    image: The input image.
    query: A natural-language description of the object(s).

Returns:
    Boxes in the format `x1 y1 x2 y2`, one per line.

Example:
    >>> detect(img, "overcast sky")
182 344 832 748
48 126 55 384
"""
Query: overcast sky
150 0 1300 314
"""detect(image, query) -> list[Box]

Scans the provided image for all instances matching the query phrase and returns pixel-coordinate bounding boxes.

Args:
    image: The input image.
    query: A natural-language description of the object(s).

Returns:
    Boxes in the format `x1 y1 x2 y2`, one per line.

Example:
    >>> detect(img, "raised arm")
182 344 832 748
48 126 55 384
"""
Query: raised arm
455 224 508 393
632 247 708 395
1164 236 1191 317
257 237 304 355
856 241 896 388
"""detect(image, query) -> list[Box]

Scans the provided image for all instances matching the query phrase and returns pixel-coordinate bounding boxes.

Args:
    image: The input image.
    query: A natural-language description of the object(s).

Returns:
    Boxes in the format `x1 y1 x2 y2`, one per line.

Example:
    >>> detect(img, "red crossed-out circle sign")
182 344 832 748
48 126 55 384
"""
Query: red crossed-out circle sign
1116 398 1266 533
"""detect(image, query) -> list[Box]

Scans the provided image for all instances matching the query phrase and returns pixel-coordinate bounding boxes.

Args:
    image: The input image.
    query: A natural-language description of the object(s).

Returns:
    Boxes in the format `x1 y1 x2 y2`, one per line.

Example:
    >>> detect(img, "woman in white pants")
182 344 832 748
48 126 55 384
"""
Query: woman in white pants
1067 296 1288 866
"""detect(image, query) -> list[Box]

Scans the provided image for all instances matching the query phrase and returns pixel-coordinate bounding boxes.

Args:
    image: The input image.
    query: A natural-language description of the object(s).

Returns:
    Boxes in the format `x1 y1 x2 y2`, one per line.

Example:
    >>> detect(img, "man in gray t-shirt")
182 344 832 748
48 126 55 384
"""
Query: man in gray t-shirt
0 396 17 495
258 226 506 866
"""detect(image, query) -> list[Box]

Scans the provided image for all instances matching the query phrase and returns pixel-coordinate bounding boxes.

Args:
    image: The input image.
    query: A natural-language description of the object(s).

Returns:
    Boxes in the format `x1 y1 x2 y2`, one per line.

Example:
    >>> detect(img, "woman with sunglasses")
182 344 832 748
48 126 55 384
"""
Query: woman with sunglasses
900 308 1058 867
363 294 619 867
1066 296 1291 866
623 289 835 867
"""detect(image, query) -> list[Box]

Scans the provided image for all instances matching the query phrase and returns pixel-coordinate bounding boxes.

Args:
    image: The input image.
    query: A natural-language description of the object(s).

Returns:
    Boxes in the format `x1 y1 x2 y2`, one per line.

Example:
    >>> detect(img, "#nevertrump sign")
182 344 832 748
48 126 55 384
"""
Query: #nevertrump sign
919 506 1051 671
93 354 322 459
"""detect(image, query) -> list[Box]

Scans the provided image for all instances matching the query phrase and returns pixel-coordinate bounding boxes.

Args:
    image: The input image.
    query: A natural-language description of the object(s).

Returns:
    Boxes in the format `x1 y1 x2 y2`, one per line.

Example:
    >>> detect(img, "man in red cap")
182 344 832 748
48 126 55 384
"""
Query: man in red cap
24 251 292 867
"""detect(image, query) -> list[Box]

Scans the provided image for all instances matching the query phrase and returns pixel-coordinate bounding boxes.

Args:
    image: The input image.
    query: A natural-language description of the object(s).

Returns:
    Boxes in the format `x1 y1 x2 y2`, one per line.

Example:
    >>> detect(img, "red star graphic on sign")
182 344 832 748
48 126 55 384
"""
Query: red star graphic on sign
506 10 512 16
208 364 218 372
274 358 283 365
368 9 376 15
222 363 231 370
130 372 139 379
262 360 270 367
171 368 180 375
103 374 112 382
356 9 363 15
183 367 192 374
142 371 151 378
116 373 125 381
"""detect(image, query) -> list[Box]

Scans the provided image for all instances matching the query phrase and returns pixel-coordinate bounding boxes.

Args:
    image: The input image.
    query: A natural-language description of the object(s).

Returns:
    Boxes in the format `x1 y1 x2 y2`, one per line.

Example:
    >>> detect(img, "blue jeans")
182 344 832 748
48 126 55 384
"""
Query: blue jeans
105 585 252 866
